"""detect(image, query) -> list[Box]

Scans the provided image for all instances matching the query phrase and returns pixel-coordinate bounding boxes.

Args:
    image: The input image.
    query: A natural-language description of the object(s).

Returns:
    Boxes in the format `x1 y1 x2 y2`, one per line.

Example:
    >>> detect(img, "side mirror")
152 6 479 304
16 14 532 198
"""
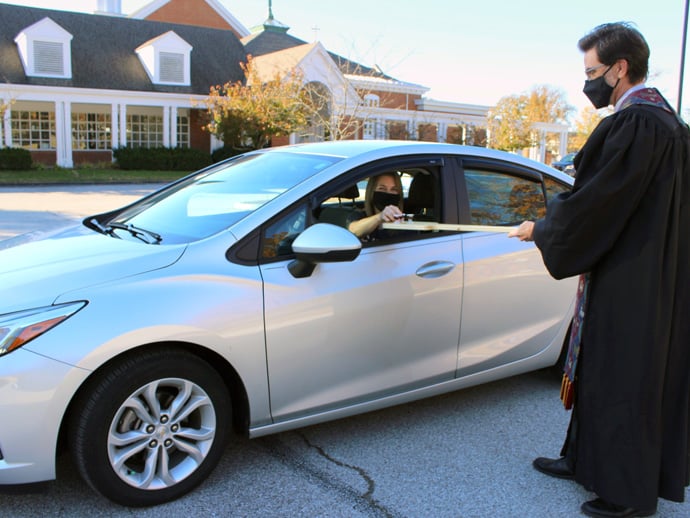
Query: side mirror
288 223 362 278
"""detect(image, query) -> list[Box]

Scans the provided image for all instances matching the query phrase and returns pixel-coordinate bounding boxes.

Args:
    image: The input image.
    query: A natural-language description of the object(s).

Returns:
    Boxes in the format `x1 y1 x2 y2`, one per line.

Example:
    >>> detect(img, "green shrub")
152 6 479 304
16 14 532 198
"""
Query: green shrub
0 147 32 170
173 148 213 171
211 145 249 163
113 147 212 171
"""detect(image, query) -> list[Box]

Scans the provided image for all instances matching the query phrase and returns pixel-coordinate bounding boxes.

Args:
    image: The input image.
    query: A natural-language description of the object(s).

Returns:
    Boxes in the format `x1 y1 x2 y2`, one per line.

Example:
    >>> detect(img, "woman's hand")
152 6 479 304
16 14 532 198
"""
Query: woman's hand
378 205 403 222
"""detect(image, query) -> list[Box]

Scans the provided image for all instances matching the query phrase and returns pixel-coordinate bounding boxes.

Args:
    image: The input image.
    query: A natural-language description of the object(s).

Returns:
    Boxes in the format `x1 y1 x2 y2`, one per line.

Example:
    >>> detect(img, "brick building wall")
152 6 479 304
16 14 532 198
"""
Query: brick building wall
29 150 57 167
189 109 211 152
366 91 422 111
143 0 243 36
418 123 437 142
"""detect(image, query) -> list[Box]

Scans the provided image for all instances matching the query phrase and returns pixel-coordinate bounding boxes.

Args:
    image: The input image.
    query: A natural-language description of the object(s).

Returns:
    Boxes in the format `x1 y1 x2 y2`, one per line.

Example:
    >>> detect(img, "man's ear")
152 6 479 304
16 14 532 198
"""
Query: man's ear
616 58 629 79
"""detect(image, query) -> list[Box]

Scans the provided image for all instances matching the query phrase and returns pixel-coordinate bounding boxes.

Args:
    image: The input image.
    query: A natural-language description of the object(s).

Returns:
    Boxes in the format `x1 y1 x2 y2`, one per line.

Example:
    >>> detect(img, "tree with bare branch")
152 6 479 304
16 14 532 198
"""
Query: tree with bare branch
300 72 404 142
569 105 606 151
488 85 573 152
204 56 312 151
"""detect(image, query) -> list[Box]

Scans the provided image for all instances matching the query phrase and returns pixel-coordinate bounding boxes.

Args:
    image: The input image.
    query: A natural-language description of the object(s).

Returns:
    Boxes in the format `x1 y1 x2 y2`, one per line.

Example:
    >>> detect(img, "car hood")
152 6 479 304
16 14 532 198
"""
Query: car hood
0 225 186 312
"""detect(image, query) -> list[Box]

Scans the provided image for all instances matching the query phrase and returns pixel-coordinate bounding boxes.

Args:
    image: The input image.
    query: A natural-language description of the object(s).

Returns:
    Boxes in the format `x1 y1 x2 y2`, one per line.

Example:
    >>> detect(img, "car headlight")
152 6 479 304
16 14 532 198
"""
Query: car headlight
0 301 86 357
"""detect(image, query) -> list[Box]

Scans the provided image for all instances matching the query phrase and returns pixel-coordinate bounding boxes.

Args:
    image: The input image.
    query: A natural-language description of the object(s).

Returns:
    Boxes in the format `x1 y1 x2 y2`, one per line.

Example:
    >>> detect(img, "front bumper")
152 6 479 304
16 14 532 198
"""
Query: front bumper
0 348 89 484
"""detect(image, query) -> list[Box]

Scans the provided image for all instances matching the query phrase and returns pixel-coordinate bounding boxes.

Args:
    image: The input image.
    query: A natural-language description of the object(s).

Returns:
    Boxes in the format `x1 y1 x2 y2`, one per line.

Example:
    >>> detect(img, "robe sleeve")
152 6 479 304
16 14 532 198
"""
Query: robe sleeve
533 108 665 279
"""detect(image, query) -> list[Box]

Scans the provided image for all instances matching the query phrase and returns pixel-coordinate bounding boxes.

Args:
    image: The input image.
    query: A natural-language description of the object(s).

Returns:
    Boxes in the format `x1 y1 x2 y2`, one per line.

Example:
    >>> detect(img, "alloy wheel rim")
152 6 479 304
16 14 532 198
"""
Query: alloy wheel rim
107 377 217 490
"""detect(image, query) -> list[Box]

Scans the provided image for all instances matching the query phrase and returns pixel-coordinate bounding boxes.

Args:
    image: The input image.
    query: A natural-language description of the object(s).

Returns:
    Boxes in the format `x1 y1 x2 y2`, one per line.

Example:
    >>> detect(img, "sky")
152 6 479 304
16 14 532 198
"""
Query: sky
4 0 690 120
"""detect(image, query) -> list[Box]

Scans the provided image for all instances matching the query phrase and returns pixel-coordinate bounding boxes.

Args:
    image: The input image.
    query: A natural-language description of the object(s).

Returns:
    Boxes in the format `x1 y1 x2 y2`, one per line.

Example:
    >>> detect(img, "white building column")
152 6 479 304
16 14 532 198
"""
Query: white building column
438 122 447 143
375 118 385 140
54 100 73 168
110 103 120 150
559 129 568 157
169 106 178 148
407 120 417 140
162 105 170 147
537 129 547 162
1 100 9 147
119 104 127 147
162 105 178 148
211 133 224 150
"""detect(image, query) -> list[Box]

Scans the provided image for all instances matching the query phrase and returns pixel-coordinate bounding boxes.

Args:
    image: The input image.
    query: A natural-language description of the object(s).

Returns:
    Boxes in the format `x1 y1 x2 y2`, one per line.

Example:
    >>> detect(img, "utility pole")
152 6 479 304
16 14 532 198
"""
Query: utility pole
678 0 689 113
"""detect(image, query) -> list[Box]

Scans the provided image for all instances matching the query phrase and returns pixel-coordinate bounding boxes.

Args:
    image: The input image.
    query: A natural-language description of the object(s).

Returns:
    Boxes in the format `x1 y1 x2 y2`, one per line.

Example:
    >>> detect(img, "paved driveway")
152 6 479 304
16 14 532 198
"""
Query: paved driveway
0 184 161 240
1 185 689 517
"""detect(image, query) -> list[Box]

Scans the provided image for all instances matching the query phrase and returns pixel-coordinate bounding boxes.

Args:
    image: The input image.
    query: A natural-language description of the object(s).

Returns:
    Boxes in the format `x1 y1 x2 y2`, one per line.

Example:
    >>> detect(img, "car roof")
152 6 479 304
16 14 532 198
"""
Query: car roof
255 140 563 177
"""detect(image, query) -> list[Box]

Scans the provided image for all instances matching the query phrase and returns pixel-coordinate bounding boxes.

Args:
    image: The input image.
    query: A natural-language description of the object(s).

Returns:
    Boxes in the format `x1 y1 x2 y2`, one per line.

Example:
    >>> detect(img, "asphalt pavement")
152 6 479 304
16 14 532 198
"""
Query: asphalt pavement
0 184 161 240
1 185 689 517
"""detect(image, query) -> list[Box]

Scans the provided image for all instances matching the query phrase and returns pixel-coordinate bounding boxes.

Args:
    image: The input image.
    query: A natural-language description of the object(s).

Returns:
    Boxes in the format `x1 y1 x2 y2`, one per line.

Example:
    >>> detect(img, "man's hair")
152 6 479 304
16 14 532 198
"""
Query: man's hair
578 22 649 83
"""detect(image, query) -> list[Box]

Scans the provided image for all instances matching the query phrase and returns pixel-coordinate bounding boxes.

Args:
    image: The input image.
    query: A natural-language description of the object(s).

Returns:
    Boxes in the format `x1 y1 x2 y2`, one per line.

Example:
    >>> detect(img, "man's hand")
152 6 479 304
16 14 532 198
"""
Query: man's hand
508 221 535 241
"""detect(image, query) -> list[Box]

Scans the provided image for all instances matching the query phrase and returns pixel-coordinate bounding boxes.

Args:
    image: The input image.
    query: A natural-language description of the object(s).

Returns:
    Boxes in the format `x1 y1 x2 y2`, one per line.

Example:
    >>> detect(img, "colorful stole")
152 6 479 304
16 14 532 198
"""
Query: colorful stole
559 87 677 410
618 87 675 114
560 273 589 409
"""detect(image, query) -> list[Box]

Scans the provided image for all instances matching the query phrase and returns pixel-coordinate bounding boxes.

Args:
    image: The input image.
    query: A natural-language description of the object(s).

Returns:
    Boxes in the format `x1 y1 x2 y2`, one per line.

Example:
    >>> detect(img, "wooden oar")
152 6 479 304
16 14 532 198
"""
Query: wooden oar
381 221 516 233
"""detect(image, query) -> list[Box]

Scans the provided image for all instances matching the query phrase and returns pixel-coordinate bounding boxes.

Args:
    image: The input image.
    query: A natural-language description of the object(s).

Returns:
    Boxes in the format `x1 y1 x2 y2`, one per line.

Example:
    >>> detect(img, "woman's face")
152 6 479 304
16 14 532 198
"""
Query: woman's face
374 174 400 195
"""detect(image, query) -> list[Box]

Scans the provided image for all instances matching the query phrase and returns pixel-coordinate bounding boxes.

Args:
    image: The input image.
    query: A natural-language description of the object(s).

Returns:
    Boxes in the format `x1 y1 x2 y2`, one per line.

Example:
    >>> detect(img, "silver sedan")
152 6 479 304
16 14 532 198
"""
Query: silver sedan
0 140 576 506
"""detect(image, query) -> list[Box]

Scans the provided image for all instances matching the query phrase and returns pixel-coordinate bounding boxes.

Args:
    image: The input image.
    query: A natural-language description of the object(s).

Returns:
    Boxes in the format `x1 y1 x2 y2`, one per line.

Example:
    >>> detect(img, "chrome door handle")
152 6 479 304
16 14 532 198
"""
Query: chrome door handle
416 261 455 278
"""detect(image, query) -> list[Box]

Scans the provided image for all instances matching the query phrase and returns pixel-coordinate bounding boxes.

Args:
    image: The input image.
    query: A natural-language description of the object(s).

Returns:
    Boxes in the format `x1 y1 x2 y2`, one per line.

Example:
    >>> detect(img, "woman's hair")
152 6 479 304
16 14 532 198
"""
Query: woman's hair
578 22 649 84
364 172 404 216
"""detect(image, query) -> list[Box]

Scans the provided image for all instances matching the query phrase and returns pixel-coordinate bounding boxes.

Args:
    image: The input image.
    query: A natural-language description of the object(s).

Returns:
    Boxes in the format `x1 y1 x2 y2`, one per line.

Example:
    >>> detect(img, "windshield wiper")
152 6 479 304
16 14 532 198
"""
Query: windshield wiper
98 221 162 244
108 222 162 244
89 218 111 235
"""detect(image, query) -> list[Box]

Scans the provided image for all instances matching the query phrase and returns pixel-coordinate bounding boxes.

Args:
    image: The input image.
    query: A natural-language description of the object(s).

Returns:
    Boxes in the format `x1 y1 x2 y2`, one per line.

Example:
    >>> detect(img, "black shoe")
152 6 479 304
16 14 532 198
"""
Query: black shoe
532 456 574 480
581 498 656 517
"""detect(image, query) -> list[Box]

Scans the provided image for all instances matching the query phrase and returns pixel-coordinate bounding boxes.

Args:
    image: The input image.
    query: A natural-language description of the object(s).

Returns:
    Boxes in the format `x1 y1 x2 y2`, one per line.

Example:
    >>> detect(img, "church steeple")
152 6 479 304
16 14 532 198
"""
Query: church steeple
252 0 289 34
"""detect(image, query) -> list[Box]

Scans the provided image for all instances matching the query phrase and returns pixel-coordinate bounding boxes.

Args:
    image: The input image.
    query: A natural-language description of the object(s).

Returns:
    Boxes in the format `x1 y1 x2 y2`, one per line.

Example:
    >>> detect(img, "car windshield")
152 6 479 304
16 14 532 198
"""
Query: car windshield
107 151 341 244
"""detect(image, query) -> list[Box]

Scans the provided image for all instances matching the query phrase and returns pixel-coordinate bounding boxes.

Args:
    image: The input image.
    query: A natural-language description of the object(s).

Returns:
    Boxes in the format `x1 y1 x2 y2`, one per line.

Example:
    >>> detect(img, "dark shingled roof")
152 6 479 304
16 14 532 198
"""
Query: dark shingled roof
0 3 248 94
242 28 308 58
242 24 393 80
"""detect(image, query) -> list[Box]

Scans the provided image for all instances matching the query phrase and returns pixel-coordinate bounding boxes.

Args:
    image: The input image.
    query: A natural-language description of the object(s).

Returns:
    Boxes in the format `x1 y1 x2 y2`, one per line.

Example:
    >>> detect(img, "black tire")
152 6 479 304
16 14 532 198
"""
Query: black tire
69 347 231 507
551 322 572 377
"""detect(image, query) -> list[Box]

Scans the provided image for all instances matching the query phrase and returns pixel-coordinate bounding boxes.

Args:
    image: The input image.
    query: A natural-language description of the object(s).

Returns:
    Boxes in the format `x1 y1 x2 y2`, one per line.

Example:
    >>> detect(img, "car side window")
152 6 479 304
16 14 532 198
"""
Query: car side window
260 164 445 260
313 167 442 246
261 204 308 259
465 169 545 226
544 175 571 205
313 183 363 229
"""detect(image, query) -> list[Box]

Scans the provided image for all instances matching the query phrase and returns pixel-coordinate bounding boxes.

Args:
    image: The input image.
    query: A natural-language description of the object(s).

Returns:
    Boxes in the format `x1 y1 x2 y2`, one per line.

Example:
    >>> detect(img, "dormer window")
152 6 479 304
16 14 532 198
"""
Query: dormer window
15 17 73 78
34 41 64 75
159 52 184 83
136 31 192 86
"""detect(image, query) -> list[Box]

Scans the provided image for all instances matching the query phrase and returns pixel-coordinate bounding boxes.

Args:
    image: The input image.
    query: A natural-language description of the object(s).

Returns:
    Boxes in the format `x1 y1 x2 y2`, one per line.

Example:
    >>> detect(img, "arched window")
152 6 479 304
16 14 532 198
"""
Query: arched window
363 94 380 108
299 81 331 143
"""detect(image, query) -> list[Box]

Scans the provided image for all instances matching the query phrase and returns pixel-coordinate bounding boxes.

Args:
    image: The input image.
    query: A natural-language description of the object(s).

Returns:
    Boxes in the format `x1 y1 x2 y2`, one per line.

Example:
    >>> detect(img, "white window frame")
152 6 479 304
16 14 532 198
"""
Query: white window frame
14 17 73 78
126 111 164 149
72 109 112 150
11 109 56 150
363 118 376 140
363 94 380 108
136 31 192 86
176 110 190 148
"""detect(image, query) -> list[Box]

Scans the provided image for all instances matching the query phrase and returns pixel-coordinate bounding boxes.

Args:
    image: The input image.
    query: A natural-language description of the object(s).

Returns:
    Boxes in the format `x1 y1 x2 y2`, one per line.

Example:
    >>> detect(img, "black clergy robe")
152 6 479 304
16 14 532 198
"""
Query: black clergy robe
533 100 690 510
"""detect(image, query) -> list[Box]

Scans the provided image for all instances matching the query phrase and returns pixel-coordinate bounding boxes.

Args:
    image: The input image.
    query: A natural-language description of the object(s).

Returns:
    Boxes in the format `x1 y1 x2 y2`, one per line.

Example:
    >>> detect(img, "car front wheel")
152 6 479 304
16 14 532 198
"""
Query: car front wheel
69 347 231 506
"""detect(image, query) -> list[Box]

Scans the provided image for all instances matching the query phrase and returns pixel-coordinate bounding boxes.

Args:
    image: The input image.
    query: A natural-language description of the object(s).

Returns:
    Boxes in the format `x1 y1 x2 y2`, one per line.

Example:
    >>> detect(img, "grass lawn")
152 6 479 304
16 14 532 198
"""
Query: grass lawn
0 168 189 185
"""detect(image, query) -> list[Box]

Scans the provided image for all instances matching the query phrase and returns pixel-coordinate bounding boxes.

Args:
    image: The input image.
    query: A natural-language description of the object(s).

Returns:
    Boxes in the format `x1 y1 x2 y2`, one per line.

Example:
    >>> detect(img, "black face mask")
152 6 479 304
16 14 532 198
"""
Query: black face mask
583 65 617 109
373 191 400 212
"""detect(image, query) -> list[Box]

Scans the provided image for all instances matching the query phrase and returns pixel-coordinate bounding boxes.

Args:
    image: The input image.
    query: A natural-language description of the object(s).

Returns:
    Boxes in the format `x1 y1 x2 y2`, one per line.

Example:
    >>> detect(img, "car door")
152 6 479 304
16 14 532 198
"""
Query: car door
455 158 576 377
259 156 464 422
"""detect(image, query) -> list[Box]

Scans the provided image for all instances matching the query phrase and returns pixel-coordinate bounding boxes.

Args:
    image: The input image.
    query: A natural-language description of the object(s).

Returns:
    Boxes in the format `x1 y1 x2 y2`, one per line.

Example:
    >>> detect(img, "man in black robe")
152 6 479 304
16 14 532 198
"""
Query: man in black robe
509 22 690 517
